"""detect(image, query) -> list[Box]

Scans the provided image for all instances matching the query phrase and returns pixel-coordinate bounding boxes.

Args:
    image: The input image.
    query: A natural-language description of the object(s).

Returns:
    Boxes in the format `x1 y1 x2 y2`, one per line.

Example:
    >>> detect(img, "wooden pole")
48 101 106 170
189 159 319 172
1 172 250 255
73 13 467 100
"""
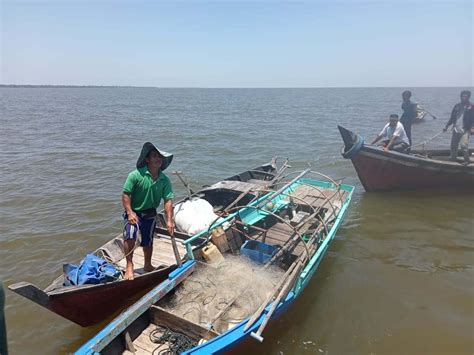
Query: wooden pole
243 260 298 332
250 260 304 342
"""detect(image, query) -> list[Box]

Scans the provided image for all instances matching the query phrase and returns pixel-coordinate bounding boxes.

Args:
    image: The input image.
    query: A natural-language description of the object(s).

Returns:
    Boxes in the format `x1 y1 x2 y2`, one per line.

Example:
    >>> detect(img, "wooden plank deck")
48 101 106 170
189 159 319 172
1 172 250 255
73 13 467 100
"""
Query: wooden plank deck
287 185 347 213
123 323 164 355
203 179 267 194
264 222 306 256
116 237 186 276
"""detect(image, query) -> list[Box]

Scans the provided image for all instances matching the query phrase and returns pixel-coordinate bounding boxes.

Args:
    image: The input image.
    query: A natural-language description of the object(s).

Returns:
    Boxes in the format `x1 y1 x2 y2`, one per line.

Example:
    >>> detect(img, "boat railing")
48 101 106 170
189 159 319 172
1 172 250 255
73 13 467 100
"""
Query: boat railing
180 169 311 258
180 192 274 259
180 170 353 260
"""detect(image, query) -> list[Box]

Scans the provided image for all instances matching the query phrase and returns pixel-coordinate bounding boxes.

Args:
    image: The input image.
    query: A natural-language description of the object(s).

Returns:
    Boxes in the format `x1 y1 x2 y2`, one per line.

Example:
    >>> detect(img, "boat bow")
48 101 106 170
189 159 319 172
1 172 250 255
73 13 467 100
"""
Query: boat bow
338 125 364 159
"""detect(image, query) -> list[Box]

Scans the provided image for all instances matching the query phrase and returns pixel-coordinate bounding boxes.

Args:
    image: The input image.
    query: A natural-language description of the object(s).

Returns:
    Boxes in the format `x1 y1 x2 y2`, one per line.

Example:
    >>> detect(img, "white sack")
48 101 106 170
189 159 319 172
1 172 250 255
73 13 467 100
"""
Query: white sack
174 198 224 235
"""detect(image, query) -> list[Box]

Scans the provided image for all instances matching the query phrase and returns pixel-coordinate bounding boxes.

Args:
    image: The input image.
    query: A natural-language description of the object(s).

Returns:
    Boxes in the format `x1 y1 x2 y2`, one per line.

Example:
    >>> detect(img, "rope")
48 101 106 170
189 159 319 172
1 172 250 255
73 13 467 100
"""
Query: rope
411 131 445 150
150 326 198 355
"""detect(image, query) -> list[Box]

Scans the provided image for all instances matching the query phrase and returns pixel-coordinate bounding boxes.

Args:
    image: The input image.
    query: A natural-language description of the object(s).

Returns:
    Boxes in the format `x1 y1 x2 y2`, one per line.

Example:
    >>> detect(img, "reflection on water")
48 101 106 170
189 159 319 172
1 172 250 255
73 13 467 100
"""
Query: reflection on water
0 87 472 354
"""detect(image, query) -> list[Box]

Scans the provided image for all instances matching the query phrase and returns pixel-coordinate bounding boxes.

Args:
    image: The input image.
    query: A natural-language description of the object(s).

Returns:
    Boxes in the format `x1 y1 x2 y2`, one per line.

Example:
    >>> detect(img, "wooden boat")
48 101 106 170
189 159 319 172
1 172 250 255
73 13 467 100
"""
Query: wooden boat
338 125 474 192
75 170 355 354
8 160 283 327
413 106 428 124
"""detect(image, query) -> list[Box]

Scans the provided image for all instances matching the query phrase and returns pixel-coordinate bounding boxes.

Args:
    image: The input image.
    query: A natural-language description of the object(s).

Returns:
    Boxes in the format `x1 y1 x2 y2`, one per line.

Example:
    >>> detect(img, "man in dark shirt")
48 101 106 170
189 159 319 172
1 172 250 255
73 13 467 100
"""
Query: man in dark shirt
400 90 417 146
444 90 474 164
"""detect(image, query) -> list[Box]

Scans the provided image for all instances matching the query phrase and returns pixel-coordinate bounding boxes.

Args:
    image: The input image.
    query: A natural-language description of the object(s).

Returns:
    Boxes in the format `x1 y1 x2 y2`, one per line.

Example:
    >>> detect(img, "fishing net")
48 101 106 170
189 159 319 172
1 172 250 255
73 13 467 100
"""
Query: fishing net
163 256 285 333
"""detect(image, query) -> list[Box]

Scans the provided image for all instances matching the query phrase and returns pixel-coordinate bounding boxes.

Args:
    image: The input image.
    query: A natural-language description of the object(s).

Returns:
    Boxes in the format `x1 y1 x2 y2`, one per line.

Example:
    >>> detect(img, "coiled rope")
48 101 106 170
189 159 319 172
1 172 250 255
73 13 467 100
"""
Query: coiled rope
150 326 198 354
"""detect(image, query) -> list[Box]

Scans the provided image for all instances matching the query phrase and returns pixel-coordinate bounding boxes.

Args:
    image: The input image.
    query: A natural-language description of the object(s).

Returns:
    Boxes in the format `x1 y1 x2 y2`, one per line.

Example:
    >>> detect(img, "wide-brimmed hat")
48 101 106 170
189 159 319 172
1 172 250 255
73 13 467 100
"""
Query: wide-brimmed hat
136 142 173 171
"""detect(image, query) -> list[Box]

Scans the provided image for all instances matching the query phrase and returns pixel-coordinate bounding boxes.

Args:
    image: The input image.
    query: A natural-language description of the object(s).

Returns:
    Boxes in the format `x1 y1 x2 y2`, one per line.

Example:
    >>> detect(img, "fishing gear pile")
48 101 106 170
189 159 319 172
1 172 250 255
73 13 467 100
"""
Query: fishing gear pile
163 256 285 333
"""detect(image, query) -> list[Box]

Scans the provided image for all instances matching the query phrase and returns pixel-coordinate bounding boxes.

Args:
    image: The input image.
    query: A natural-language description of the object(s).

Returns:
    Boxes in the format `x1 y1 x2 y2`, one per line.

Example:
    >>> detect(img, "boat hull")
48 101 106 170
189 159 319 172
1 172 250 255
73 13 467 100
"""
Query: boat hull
9 265 175 327
351 148 474 192
338 125 474 192
48 266 174 326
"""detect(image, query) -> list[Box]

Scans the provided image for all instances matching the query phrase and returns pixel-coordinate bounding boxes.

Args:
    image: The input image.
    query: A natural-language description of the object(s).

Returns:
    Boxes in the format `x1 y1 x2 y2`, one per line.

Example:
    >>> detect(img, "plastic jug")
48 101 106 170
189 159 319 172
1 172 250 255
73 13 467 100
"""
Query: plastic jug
211 227 230 253
202 242 224 263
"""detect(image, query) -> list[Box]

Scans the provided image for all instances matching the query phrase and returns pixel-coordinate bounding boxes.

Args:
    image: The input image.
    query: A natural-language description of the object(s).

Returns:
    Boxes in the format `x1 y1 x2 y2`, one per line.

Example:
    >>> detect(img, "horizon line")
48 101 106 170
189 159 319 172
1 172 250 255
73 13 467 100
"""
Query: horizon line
1 84 472 89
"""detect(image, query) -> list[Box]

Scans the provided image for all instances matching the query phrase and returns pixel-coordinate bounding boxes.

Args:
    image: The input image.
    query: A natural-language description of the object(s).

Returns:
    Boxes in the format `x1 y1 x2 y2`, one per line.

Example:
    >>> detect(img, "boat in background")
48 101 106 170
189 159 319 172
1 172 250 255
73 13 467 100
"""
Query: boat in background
338 125 474 192
75 170 355 354
413 106 428 123
8 160 283 327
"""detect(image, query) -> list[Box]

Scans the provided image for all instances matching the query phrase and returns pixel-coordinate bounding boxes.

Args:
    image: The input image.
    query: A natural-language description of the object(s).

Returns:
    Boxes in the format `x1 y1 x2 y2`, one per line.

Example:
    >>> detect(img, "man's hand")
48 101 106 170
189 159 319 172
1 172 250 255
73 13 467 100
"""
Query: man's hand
164 199 174 236
383 146 390 152
167 220 175 236
127 211 138 225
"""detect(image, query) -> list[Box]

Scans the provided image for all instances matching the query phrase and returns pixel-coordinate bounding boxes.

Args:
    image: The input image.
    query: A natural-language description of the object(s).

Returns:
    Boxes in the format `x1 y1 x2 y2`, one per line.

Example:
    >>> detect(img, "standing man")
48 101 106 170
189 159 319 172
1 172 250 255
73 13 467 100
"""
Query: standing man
400 90 417 146
444 90 474 164
372 114 411 153
122 142 175 280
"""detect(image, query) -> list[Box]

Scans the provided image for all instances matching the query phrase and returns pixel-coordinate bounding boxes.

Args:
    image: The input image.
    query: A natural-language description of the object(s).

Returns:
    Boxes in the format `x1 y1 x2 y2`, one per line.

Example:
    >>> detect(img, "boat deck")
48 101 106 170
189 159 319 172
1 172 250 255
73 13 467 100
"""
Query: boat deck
287 184 346 210
116 235 186 276
203 179 269 194
123 323 160 355
264 222 306 256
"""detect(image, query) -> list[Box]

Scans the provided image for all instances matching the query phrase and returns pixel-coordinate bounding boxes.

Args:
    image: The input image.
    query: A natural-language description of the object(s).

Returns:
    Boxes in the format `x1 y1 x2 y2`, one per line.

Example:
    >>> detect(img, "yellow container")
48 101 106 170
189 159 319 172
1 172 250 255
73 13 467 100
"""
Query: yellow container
202 242 224 263
211 227 230 253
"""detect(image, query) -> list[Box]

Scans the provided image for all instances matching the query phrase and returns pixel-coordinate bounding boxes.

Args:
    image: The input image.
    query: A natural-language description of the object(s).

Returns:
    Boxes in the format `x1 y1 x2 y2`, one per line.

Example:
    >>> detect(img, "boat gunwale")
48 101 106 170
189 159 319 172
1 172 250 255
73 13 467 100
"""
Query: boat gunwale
74 260 196 355
356 144 474 171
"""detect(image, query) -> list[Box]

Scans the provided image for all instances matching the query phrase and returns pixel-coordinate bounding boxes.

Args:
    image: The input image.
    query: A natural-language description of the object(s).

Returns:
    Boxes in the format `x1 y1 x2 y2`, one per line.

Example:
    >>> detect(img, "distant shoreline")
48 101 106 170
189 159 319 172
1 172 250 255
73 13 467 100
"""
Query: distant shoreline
0 84 144 88
0 84 470 89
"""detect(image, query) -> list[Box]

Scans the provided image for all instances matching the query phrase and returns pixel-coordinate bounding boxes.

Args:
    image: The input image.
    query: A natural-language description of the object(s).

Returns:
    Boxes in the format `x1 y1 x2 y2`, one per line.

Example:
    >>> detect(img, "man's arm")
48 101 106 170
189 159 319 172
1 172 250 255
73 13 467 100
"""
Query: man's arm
164 199 174 236
122 192 138 224
384 135 398 151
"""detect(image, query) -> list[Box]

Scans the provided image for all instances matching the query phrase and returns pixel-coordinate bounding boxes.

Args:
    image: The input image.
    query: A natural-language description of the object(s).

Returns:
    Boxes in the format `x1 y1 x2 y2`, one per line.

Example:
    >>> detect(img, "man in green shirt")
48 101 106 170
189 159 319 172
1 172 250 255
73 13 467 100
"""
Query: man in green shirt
122 142 175 280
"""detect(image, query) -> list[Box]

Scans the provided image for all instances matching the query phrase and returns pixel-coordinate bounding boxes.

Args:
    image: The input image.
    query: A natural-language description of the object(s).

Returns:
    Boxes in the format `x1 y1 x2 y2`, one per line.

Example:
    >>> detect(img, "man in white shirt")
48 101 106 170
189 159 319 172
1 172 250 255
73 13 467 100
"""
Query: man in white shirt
371 114 411 153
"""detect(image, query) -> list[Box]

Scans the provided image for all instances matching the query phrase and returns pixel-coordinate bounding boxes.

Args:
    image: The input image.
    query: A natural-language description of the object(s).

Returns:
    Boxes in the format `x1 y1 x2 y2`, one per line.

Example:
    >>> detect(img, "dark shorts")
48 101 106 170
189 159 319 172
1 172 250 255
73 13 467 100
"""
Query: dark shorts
123 211 156 247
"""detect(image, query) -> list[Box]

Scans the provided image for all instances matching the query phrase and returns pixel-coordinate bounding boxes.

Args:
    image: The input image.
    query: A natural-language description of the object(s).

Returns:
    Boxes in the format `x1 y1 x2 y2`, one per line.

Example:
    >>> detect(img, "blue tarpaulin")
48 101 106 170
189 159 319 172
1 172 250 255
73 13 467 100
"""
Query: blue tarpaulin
63 254 121 286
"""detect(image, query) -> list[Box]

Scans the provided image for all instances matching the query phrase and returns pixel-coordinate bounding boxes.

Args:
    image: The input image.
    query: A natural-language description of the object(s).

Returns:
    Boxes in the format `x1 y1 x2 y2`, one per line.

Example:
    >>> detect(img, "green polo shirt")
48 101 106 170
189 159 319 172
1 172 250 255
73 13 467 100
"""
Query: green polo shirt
123 166 174 212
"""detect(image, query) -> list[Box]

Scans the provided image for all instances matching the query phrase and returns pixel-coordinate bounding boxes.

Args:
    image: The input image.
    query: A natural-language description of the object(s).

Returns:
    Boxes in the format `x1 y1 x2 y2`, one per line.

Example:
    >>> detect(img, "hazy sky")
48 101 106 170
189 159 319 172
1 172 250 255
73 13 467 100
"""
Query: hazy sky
1 0 472 87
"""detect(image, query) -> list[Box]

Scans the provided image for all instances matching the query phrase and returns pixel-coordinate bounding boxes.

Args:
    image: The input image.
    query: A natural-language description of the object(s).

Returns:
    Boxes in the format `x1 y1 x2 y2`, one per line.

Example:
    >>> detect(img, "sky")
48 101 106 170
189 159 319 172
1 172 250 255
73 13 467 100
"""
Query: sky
0 0 472 87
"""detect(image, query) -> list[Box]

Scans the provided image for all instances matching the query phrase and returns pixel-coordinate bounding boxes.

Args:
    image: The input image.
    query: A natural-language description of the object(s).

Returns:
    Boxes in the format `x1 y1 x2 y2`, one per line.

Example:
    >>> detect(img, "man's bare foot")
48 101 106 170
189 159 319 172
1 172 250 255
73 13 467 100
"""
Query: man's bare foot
143 264 155 273
124 263 135 280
